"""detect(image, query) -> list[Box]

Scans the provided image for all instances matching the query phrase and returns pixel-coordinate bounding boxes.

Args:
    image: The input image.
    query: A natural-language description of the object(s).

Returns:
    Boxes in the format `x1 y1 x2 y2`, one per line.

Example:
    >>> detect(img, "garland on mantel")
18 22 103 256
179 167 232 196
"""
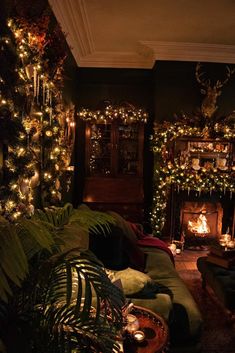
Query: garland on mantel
150 117 235 236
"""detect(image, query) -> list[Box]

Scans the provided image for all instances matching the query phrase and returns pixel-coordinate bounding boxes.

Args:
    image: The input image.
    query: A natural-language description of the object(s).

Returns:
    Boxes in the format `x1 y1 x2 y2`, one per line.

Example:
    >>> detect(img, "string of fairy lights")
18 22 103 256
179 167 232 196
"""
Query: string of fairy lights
151 121 235 236
0 17 75 221
78 103 148 124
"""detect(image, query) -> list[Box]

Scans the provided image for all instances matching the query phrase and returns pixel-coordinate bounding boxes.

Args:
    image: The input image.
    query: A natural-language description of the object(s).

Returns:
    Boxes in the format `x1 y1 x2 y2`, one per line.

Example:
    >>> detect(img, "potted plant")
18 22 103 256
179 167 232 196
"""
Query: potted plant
0 204 125 353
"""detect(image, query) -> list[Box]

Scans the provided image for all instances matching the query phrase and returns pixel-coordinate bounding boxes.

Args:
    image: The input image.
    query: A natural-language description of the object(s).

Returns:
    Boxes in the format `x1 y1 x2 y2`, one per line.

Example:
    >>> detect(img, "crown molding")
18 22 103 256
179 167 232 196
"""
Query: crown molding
140 41 235 65
49 0 94 59
78 51 153 68
74 41 235 68
50 0 235 68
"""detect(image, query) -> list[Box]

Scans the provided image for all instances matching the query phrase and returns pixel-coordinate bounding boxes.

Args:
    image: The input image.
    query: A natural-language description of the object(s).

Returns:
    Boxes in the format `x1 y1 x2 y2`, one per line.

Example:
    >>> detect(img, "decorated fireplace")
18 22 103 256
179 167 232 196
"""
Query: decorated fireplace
150 132 235 241
150 63 235 242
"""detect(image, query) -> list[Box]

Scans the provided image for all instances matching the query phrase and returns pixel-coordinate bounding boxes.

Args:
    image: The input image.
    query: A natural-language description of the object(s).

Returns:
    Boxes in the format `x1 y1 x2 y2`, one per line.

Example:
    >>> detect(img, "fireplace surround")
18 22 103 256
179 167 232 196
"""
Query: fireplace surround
180 201 223 239
180 201 223 247
168 189 234 247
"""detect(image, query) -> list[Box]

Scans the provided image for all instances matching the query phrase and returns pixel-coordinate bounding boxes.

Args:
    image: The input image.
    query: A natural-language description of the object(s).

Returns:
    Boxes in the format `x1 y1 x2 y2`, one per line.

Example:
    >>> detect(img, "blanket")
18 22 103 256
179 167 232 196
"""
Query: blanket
128 222 175 264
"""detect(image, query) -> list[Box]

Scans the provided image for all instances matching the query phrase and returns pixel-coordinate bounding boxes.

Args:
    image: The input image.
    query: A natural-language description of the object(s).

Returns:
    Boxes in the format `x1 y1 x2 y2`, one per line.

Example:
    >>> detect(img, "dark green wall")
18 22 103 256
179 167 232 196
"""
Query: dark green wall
153 60 235 122
68 60 235 126
68 67 154 208
66 60 235 212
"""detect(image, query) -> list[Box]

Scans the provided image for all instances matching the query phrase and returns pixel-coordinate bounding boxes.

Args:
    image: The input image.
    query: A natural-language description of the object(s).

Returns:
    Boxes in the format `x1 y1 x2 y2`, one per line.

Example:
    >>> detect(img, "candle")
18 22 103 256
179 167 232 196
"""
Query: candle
169 243 176 251
219 240 227 247
133 330 145 342
227 240 235 249
126 314 139 333
168 243 177 256
224 234 231 243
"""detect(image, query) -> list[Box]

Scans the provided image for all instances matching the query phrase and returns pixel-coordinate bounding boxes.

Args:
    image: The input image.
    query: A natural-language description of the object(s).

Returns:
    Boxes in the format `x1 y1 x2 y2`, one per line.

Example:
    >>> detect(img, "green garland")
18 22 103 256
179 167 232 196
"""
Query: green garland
151 119 235 236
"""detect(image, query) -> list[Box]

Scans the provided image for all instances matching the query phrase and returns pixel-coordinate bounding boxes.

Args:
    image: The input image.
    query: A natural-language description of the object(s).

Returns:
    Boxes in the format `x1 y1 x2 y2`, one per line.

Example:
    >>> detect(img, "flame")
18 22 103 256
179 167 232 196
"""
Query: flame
188 213 210 235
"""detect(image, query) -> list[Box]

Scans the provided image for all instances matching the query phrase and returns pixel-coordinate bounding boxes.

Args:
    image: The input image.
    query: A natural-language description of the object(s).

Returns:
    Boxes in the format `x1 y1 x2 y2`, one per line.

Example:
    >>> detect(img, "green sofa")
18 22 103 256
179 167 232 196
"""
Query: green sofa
89 217 203 353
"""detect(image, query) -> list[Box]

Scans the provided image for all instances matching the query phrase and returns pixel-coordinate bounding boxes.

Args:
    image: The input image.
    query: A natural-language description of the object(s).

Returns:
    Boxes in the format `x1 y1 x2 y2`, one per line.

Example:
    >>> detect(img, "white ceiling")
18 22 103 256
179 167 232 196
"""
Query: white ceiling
49 0 235 68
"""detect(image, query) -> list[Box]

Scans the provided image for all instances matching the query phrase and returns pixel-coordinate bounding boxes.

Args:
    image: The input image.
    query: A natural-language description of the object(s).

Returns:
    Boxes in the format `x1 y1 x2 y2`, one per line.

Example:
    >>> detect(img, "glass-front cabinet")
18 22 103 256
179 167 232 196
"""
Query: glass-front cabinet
87 123 112 176
84 121 145 221
85 122 143 177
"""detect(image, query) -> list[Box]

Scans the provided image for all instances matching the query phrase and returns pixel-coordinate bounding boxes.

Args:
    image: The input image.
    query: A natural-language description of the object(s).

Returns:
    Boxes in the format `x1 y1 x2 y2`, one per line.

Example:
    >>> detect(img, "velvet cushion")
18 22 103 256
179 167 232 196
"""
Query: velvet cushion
111 267 151 295
110 267 160 298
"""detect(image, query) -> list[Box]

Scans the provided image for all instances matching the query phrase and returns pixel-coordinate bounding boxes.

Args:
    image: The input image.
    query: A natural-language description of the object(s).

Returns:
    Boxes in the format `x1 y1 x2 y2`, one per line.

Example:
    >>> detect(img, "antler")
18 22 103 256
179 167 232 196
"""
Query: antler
215 66 235 88
195 62 235 119
195 62 210 88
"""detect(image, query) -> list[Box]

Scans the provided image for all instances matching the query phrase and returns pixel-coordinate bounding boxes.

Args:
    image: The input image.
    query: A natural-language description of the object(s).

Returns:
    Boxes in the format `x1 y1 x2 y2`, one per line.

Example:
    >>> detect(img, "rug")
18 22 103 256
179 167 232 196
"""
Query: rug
178 269 235 353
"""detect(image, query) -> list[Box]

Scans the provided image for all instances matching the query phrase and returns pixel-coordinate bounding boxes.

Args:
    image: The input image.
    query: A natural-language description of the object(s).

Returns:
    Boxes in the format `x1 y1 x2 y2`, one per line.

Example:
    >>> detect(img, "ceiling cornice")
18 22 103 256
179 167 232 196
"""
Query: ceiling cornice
49 0 94 59
141 41 235 65
50 0 235 69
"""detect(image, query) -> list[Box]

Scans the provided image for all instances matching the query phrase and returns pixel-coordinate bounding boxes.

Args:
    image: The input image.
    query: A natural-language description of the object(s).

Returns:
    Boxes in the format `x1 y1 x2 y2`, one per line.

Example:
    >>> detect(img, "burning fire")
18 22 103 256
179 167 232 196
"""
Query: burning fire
188 213 210 235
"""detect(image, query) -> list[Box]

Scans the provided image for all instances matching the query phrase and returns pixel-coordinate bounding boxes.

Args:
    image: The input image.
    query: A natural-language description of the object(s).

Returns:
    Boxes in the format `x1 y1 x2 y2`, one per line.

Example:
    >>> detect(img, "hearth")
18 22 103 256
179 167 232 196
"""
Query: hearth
168 190 234 248
180 201 223 239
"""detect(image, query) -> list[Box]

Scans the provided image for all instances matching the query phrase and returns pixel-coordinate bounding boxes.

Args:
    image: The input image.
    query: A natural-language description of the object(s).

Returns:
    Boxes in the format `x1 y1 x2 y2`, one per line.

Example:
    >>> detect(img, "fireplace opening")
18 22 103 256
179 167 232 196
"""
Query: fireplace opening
180 201 223 247
188 212 210 236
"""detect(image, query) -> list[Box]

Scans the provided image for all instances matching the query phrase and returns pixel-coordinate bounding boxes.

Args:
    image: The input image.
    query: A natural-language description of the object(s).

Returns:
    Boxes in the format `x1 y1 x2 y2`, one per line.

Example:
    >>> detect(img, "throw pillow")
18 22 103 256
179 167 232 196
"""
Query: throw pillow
111 267 160 298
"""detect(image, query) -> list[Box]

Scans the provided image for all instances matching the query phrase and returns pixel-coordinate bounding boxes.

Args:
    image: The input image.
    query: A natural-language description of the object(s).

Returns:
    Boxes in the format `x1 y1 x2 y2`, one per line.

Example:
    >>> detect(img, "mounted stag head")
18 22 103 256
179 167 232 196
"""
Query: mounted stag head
195 62 235 119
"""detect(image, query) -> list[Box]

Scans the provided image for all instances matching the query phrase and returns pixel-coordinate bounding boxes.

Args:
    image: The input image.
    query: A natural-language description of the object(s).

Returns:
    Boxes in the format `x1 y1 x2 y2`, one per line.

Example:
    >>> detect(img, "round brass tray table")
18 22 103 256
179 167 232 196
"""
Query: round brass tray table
123 305 169 353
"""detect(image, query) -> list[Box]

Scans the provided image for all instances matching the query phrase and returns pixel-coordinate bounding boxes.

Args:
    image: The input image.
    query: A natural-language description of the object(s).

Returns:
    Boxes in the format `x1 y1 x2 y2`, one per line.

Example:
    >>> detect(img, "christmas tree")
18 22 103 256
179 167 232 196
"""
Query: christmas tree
0 2 75 220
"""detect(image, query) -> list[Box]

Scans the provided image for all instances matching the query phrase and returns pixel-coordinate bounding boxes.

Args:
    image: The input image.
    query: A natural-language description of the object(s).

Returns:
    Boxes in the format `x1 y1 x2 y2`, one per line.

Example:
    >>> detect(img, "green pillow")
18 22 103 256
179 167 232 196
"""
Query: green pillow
111 267 159 298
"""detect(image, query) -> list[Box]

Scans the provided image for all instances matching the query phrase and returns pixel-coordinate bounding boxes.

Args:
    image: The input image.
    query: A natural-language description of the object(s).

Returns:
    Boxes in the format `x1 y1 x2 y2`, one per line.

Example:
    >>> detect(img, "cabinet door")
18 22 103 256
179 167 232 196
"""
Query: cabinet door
86 122 144 177
116 123 144 176
86 123 115 176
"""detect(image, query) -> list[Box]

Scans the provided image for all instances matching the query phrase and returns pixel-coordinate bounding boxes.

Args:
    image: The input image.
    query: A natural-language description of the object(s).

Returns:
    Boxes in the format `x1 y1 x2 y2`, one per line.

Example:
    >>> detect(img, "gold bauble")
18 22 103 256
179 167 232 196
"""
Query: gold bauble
45 129 53 137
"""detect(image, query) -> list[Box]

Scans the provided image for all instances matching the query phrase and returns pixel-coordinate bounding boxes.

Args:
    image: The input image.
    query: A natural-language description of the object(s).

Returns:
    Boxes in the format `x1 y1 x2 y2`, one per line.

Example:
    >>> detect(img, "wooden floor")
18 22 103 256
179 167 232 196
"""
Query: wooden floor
174 249 209 271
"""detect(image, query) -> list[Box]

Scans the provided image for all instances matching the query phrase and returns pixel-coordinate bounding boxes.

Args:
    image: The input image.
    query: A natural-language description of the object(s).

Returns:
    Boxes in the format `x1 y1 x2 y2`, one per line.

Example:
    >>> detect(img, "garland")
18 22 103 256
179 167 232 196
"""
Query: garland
151 118 235 236
78 102 148 124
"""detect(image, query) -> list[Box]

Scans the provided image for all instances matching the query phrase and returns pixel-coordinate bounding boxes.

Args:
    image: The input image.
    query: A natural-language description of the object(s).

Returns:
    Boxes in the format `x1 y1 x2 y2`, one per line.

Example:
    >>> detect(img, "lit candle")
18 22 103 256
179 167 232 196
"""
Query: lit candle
227 240 235 249
126 314 139 333
168 243 177 256
133 330 145 342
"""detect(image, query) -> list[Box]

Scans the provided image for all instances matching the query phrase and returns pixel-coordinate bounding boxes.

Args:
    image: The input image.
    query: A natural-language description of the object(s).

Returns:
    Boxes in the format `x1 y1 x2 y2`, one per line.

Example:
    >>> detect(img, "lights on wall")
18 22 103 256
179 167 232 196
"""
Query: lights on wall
78 102 148 124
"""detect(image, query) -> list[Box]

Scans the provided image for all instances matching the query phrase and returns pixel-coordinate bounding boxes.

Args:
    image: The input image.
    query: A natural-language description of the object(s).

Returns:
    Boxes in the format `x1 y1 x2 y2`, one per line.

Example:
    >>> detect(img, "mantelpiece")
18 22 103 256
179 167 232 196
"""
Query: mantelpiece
150 119 235 237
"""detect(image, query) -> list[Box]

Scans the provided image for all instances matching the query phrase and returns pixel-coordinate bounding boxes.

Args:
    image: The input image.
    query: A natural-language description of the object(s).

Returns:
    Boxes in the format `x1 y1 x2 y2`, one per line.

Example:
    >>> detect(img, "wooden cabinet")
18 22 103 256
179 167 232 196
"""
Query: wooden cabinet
83 121 145 221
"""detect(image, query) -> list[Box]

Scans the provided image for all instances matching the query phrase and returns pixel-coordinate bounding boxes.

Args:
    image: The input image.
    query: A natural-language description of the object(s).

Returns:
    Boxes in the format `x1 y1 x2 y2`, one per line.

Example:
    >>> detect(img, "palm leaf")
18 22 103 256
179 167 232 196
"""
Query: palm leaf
35 203 74 228
69 208 116 235
0 223 28 302
17 219 54 252
55 224 89 253
36 251 125 353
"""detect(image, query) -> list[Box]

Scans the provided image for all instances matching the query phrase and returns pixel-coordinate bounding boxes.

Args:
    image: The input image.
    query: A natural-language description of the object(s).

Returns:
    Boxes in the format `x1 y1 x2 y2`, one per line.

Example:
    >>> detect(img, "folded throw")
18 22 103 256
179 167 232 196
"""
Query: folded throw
128 222 175 265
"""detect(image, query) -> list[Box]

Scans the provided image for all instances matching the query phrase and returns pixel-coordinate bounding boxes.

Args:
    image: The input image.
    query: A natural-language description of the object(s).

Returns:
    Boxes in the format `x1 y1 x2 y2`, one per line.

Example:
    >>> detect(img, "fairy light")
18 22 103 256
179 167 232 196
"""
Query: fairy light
79 103 148 124
151 119 235 236
0 18 75 219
